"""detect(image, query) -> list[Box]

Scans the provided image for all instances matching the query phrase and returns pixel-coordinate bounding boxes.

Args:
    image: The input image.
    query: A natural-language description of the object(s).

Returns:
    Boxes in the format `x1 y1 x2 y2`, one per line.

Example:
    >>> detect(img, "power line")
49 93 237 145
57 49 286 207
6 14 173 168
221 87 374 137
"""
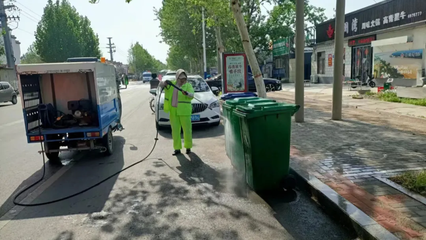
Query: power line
19 10 39 23
16 27 33 35
15 1 42 18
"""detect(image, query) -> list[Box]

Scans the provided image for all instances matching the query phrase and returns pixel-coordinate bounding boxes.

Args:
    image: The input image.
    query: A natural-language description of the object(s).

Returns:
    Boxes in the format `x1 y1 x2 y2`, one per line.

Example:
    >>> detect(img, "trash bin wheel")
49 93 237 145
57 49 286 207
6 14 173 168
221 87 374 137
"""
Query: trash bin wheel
281 174 296 191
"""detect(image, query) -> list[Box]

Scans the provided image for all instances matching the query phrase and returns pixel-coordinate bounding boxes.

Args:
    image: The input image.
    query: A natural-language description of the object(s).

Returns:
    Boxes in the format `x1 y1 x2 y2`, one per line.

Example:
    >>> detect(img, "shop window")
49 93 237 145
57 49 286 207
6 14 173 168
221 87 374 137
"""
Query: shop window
317 52 325 74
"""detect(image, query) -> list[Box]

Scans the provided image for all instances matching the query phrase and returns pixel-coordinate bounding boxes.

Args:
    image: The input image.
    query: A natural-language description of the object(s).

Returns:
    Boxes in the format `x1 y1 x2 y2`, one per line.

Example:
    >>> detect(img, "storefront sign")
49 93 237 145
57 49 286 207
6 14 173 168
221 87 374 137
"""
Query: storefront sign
316 0 426 43
374 49 423 79
273 38 290 57
222 53 248 93
348 35 377 47
328 54 333 67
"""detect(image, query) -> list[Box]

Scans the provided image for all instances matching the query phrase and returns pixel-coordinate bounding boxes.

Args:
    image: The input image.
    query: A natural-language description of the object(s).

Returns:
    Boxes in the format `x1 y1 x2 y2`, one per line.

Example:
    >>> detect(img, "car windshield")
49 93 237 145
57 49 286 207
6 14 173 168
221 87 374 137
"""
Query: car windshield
143 73 151 77
188 77 209 92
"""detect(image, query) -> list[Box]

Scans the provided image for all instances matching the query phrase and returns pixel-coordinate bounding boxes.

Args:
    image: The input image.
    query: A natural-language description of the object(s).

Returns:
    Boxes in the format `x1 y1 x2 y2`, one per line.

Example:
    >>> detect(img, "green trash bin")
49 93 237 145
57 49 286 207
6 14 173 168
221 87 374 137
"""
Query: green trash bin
234 101 300 193
223 97 276 172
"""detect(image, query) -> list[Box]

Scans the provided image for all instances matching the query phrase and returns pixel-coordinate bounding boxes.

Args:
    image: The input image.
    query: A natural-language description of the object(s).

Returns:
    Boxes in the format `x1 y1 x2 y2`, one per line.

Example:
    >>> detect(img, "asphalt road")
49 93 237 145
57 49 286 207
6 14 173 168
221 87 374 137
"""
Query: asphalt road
0 82 357 240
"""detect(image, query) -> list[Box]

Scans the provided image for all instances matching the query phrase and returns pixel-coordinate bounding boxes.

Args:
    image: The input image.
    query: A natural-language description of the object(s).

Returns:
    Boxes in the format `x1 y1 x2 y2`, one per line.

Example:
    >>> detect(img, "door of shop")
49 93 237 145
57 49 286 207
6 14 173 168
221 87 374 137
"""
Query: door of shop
351 46 372 83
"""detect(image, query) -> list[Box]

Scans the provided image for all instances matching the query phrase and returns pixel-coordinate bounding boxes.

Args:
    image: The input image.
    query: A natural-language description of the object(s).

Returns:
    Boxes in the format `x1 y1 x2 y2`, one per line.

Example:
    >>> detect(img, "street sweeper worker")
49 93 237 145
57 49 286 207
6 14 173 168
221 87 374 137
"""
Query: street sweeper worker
159 69 195 155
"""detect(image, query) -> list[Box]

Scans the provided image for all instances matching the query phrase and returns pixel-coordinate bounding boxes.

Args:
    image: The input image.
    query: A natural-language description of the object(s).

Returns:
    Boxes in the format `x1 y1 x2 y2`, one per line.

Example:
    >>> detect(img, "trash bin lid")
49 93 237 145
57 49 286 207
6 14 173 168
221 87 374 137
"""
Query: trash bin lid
225 97 275 106
220 92 257 100
235 102 300 117
225 96 259 106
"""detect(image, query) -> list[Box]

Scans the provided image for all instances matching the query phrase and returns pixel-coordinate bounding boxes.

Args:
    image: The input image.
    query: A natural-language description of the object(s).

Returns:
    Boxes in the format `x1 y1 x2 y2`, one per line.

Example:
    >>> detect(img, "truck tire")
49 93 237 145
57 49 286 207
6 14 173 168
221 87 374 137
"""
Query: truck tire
45 142 61 165
102 128 113 156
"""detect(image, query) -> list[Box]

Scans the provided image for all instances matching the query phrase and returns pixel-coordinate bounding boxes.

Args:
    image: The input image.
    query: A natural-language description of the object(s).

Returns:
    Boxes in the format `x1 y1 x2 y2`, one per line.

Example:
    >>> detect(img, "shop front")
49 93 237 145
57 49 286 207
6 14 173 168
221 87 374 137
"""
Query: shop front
272 38 291 81
313 0 426 85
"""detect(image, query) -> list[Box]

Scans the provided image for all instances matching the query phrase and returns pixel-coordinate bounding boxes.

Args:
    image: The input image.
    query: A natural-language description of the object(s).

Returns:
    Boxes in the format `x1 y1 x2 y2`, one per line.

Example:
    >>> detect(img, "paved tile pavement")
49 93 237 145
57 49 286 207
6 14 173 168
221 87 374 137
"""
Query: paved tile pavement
269 90 426 239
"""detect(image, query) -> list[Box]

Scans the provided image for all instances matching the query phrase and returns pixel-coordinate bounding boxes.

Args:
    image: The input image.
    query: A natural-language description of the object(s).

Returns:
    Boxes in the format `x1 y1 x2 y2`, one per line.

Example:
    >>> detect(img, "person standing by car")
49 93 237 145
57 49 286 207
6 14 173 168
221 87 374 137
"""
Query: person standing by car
159 69 194 155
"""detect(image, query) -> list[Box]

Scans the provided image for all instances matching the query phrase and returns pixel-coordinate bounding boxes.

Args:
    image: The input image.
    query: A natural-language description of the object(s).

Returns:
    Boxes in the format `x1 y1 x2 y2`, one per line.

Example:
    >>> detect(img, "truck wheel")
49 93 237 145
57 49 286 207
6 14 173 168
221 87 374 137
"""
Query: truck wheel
102 128 114 156
45 142 61 165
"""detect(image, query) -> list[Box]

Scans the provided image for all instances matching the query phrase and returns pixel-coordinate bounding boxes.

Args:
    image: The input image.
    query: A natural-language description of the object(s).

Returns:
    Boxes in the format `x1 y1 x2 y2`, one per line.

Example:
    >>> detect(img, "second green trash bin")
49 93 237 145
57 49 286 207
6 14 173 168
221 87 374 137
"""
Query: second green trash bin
234 101 300 193
223 97 276 173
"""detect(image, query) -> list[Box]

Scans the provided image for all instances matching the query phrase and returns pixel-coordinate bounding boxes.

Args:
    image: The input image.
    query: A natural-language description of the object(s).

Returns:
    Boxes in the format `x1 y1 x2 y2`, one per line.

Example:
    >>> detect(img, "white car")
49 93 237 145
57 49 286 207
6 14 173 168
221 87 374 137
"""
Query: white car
152 75 221 129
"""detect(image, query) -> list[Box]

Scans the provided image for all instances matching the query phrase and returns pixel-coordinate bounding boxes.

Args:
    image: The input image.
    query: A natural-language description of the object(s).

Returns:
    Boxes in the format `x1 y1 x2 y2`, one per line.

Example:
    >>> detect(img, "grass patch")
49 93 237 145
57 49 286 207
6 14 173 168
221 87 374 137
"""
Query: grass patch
367 92 426 107
390 171 426 196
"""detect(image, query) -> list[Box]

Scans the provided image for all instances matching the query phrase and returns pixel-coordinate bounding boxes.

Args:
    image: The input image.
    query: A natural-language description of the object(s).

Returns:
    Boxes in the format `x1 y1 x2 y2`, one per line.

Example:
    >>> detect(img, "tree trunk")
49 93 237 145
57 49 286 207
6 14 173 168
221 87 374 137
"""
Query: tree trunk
230 0 266 97
215 25 224 75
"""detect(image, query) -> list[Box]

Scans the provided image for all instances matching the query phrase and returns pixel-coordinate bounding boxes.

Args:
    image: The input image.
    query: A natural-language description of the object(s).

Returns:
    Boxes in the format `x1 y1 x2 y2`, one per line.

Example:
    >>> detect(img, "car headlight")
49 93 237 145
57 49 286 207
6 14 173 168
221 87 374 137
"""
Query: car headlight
209 100 219 109
276 80 281 84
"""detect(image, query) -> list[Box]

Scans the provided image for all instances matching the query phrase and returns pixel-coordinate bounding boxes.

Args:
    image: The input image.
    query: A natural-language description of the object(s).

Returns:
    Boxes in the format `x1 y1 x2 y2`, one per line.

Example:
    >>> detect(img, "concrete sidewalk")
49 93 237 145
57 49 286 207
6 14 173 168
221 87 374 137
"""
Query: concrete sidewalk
269 89 426 239
281 83 426 120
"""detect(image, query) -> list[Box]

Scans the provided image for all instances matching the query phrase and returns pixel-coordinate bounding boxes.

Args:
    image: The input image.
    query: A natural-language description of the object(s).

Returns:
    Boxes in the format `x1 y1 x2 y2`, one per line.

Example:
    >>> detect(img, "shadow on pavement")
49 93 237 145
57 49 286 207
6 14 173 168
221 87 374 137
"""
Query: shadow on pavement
0 156 63 218
158 123 224 139
0 103 15 108
87 155 290 240
3 136 126 220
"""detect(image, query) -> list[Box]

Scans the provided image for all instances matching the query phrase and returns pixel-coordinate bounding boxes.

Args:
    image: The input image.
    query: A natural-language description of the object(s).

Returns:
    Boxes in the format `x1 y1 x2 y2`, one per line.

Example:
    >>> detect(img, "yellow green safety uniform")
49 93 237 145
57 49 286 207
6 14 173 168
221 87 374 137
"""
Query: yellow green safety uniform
163 80 194 150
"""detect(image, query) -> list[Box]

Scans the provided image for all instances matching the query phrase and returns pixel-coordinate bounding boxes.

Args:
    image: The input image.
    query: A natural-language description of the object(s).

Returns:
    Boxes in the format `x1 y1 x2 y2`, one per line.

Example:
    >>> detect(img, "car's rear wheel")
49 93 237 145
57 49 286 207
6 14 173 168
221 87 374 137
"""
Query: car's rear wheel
11 95 17 104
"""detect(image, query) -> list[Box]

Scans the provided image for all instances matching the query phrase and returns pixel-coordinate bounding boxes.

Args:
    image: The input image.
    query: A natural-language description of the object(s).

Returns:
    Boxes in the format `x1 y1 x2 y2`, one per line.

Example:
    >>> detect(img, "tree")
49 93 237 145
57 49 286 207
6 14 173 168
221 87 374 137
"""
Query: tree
128 42 166 74
21 44 43 64
231 0 267 97
154 0 217 74
266 0 327 42
166 45 191 71
35 0 101 62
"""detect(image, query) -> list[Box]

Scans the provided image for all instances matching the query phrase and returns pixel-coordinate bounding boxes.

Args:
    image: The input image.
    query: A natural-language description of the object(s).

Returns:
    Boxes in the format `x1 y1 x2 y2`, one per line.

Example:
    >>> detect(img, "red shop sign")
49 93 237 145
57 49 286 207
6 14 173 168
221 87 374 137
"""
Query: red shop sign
348 35 376 47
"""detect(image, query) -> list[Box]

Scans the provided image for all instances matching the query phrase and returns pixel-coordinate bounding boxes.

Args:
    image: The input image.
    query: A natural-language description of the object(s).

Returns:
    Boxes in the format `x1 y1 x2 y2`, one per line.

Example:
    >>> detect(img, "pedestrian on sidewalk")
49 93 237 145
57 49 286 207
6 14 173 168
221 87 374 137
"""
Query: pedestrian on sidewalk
159 69 194 155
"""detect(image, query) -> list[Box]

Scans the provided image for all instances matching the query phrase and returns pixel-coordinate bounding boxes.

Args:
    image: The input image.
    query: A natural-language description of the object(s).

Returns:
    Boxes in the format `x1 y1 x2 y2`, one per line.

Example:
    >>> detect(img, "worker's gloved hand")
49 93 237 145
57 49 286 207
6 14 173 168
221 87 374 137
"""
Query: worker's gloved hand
182 91 189 96
165 80 172 85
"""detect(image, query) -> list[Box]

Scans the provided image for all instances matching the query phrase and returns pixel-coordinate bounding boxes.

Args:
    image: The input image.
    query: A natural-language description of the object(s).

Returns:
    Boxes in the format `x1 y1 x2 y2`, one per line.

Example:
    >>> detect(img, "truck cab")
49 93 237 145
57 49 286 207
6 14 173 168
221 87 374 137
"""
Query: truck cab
142 71 152 83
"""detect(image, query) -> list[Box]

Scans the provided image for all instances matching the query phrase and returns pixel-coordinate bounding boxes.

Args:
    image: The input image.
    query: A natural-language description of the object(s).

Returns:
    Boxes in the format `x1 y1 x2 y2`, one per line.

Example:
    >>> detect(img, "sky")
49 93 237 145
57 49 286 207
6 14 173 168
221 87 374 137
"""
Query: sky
11 0 382 64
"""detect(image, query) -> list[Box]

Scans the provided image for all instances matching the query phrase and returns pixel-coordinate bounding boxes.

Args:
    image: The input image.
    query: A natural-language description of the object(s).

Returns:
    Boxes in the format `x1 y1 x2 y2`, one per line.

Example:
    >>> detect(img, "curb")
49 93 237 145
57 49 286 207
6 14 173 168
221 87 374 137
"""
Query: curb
290 168 399 240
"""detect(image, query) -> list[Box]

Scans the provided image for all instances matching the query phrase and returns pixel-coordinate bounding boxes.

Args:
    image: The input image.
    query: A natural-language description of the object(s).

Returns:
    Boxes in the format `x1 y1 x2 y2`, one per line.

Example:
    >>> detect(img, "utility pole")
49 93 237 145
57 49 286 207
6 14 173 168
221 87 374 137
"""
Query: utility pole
332 0 346 120
106 37 116 62
295 0 305 122
202 8 207 79
0 0 15 68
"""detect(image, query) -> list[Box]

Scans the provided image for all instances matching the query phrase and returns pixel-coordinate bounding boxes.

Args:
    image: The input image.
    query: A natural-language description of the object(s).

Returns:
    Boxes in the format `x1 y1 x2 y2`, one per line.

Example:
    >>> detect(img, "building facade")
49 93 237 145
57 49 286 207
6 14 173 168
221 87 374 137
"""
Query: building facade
0 33 21 66
312 0 426 86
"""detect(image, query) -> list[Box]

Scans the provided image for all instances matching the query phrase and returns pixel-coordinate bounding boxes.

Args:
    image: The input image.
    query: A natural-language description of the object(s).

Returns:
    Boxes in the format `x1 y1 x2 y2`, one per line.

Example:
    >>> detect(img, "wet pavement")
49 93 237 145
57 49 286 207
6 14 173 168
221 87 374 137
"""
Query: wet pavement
269 90 426 239
0 83 356 240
